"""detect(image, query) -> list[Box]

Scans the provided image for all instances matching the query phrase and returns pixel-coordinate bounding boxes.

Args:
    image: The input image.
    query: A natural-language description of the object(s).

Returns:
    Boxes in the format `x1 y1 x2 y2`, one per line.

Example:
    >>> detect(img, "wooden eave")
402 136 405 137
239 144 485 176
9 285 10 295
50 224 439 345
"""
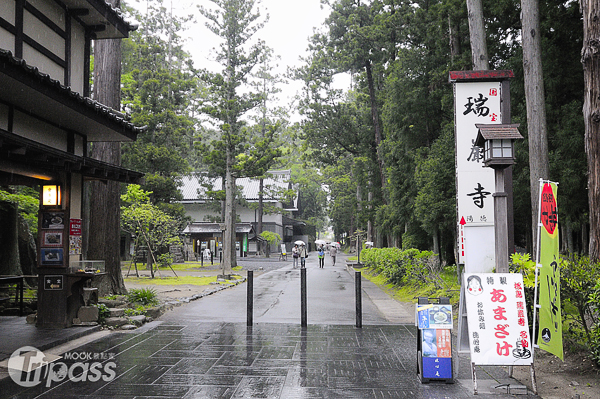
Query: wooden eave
0 129 144 185
0 49 145 142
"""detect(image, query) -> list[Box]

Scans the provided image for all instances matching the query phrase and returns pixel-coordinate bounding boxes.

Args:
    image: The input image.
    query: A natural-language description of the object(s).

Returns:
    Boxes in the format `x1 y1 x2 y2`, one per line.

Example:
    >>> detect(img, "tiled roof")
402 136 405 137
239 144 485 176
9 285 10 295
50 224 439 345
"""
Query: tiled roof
64 0 138 39
0 49 145 140
180 170 295 203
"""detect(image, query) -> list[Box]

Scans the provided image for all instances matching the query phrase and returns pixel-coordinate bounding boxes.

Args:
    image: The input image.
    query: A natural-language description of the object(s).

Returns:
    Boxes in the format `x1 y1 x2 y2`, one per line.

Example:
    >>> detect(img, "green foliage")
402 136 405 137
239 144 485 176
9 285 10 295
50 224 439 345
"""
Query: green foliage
127 287 159 306
509 253 537 287
121 185 182 267
0 187 39 236
259 231 281 246
157 253 174 268
121 1 197 226
361 247 441 288
291 166 329 236
561 254 600 339
96 303 110 323
124 306 146 317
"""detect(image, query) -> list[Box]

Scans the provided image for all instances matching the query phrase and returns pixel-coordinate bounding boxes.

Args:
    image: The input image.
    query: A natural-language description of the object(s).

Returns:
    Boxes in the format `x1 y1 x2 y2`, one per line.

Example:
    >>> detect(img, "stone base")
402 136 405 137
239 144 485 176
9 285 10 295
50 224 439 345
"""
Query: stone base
217 274 232 280
77 306 99 323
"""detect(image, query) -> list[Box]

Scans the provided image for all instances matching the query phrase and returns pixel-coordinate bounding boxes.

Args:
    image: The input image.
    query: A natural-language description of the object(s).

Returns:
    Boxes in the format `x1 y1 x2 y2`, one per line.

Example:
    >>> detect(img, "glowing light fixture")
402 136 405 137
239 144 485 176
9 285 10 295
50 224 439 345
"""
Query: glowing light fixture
42 185 61 206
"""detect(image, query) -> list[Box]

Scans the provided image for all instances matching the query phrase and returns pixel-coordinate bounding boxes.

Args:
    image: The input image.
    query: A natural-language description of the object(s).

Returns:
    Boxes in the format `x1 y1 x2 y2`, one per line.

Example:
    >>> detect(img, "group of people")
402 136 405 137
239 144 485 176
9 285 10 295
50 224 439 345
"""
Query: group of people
291 242 338 269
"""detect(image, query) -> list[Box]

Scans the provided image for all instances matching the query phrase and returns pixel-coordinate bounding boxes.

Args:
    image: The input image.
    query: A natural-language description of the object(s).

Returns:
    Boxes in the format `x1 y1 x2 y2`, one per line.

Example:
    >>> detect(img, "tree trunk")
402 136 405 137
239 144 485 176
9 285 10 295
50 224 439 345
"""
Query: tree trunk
581 0 600 260
365 60 386 192
448 16 461 64
521 0 550 256
87 0 126 296
222 149 236 275
465 0 489 70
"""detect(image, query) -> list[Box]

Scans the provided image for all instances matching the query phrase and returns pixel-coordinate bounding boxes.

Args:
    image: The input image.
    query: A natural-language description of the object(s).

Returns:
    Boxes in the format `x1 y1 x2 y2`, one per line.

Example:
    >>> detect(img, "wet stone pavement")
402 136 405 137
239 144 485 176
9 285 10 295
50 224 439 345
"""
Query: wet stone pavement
0 321 533 398
1 256 539 398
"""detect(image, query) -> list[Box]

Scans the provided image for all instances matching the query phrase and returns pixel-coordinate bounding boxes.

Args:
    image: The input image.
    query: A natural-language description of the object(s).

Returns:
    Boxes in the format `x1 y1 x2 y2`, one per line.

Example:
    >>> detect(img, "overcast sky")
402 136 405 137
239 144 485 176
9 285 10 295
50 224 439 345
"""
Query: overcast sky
129 0 349 118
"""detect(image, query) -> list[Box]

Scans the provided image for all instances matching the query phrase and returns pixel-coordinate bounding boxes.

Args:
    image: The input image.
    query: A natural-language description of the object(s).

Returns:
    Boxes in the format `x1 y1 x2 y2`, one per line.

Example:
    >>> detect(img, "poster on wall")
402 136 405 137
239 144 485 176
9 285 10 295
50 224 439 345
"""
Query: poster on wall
41 212 65 229
40 248 64 266
41 230 63 247
69 236 82 255
464 273 533 366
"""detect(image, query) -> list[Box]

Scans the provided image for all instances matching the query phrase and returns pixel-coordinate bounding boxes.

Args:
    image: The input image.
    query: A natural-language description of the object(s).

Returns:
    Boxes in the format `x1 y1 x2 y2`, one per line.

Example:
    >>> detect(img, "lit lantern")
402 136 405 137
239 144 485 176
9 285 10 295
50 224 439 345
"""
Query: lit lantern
474 124 523 169
42 185 61 206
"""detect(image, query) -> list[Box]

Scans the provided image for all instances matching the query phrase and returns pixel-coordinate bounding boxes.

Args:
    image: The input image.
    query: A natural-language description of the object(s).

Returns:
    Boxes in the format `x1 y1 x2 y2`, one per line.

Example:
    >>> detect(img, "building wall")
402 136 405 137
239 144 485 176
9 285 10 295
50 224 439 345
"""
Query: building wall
0 0 87 91
184 202 284 226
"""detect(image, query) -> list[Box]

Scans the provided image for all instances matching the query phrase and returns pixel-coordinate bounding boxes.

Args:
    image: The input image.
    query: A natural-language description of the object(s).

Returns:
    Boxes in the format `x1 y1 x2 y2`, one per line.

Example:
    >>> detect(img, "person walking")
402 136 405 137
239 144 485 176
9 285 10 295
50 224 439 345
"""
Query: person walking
299 244 307 268
292 244 299 268
329 244 338 266
318 245 325 268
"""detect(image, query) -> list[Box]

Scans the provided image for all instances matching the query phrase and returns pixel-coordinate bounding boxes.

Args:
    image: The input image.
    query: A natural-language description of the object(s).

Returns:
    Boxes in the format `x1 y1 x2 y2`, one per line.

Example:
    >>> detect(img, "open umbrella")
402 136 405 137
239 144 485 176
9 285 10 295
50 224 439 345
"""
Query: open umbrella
294 240 306 246
333 242 341 248
315 239 327 245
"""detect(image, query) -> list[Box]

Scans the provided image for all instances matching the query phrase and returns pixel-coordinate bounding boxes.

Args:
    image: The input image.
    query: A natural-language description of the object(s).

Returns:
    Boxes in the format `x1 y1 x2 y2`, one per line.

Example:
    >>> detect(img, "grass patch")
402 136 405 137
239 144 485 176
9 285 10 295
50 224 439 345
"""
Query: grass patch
124 275 241 286
122 261 222 272
360 266 461 304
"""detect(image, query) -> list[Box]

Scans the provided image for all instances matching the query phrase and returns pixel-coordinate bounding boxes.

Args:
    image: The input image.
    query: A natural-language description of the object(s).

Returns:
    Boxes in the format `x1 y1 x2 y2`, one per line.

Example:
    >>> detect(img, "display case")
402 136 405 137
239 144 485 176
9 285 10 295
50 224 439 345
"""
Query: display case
69 260 105 274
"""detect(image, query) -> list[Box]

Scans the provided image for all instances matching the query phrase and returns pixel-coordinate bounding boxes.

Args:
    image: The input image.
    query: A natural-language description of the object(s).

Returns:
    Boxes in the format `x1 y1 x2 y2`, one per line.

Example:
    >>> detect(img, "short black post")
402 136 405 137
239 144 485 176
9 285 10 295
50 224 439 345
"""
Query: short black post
301 267 307 327
201 253 204 267
355 270 362 328
247 270 253 327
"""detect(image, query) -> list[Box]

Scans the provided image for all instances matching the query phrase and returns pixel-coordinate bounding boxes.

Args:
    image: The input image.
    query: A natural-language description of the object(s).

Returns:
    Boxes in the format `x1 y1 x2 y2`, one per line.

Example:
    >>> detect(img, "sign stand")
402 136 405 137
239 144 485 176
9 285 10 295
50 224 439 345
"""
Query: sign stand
463 273 534 395
416 297 454 384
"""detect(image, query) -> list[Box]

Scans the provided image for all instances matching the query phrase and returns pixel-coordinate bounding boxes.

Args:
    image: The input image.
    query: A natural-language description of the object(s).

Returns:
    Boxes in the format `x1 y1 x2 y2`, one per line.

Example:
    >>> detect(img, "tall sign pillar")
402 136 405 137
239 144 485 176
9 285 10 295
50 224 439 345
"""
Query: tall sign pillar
450 70 515 273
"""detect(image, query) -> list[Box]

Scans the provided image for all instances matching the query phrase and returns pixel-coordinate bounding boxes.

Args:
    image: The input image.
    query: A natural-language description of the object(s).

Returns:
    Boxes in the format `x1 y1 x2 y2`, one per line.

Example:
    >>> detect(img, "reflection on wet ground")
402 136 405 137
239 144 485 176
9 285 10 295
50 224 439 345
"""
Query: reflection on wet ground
1 321 533 398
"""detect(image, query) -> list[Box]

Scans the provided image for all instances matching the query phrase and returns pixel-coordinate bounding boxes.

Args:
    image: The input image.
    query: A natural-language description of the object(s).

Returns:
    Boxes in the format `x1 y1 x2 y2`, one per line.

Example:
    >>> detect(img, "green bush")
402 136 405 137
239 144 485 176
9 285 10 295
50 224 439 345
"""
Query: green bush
127 287 159 306
157 253 174 268
96 303 110 322
561 254 600 341
361 247 439 287
510 253 537 333
124 306 146 317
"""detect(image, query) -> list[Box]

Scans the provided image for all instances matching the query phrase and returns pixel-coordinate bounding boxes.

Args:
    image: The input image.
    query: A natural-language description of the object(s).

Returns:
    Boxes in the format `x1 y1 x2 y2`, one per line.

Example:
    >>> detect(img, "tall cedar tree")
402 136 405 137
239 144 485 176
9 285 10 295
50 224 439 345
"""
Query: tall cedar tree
581 0 600 260
198 0 280 274
87 0 126 295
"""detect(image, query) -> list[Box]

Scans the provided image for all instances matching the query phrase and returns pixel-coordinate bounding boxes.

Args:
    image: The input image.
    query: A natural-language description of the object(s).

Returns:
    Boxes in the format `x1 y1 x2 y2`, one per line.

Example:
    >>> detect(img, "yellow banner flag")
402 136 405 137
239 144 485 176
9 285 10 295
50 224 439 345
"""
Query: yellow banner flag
537 182 563 360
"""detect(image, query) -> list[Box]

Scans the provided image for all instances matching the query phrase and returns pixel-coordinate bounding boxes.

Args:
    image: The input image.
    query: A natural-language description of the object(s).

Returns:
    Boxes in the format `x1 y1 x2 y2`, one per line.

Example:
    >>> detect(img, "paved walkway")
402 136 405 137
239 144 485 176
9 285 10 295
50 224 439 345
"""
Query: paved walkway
0 253 540 398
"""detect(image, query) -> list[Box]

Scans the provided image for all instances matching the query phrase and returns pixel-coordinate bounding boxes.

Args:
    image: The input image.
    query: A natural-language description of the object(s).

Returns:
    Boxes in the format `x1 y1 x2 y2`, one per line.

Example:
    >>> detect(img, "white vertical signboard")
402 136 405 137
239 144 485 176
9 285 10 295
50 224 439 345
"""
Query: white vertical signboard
454 81 502 271
464 273 533 366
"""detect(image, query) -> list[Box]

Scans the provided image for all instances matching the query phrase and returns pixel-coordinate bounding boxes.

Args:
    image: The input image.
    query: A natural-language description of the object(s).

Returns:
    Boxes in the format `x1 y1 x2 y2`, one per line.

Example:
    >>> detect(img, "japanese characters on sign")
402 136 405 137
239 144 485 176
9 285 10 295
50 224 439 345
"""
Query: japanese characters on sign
464 273 533 366
537 182 563 360
455 82 501 226
69 218 82 255
454 81 502 266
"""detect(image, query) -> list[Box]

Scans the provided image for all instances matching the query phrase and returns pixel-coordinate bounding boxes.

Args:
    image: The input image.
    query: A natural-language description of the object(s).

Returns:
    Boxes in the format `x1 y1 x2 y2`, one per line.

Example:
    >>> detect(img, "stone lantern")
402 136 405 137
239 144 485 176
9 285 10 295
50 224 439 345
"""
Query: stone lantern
475 124 523 272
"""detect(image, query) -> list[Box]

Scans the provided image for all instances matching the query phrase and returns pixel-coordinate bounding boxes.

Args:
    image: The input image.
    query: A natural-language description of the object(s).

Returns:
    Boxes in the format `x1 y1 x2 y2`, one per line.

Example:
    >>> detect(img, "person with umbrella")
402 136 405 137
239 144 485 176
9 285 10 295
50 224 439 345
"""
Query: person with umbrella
296 241 307 268
317 245 325 268
329 243 338 266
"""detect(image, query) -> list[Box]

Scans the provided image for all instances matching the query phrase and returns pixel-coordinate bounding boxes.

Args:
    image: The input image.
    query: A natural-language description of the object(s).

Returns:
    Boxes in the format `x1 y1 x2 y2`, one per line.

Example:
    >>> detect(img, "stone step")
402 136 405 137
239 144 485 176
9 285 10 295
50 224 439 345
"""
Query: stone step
108 308 125 317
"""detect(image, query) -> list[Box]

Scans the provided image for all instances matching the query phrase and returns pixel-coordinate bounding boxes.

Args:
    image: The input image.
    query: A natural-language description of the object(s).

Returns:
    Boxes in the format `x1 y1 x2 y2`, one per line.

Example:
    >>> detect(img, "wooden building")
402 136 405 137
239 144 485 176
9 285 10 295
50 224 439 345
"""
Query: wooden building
0 0 143 327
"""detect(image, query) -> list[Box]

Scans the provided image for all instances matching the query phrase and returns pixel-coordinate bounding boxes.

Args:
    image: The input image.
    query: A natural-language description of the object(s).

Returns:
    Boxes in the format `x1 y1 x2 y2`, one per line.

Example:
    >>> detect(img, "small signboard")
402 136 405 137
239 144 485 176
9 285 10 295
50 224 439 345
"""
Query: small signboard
416 298 454 383
417 304 453 330
44 275 63 290
464 273 533 366
70 218 82 235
